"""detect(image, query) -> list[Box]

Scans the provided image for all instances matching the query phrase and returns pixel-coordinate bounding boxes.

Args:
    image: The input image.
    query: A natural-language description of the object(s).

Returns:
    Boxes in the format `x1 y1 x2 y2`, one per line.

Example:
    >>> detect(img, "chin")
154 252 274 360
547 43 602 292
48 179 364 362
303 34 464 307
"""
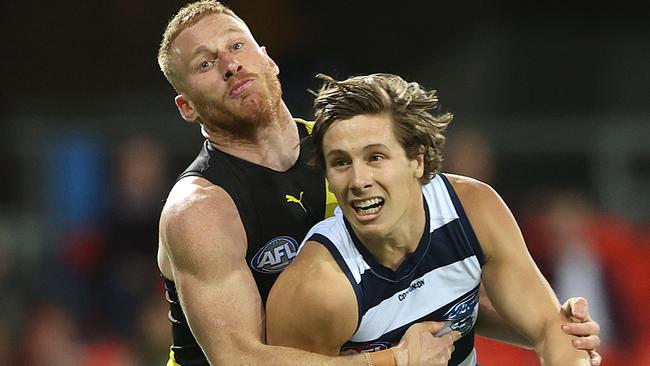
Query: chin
350 220 386 239
242 91 280 118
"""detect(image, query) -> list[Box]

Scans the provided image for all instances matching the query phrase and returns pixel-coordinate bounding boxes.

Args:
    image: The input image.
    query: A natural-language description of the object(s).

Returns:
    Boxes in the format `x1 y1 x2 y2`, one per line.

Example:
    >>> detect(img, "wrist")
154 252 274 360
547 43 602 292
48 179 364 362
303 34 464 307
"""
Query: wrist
366 349 396 366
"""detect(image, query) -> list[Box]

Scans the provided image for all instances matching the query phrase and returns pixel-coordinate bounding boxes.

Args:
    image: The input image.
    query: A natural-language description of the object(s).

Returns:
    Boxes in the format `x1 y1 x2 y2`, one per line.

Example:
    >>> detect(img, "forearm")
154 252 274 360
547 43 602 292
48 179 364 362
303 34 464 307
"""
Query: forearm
185 301 368 366
478 285 591 365
211 343 368 366
477 280 589 366
478 287 591 365
188 315 370 366
176 279 358 365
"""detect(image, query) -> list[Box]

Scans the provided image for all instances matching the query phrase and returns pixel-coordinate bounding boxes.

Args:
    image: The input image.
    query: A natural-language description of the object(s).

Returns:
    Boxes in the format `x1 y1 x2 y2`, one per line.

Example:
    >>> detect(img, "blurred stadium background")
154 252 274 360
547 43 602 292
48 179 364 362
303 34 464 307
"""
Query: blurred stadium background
1 1 648 365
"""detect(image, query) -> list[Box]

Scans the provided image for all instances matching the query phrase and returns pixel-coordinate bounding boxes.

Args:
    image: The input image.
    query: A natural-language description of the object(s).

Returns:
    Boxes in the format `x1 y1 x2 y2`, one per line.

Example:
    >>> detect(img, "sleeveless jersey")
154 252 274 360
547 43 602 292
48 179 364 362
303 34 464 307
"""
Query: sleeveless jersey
302 174 485 366
164 120 336 366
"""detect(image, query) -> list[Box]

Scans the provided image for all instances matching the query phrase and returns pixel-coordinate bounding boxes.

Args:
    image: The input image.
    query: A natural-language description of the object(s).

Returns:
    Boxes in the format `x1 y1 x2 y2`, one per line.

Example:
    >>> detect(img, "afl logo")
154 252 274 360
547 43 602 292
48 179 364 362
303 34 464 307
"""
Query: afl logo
251 236 298 274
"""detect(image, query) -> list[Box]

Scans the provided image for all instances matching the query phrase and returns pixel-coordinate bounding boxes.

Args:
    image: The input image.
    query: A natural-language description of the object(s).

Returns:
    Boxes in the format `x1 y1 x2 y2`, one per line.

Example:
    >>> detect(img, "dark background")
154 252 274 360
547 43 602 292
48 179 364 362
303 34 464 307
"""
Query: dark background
1 1 648 365
3 0 649 216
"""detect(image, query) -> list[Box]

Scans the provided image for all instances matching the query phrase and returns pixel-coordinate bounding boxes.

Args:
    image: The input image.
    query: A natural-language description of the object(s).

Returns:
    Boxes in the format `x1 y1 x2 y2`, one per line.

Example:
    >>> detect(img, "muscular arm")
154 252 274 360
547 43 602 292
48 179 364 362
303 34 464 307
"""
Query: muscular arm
449 175 590 366
266 241 462 366
159 178 366 366
266 241 359 355
476 288 601 354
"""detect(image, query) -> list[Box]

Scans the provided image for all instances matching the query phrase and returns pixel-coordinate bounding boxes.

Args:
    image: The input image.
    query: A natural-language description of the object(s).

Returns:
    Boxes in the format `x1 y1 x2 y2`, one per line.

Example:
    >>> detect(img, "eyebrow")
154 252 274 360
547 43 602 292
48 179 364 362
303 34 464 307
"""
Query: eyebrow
190 27 244 60
325 144 389 158
362 143 389 151
325 149 346 159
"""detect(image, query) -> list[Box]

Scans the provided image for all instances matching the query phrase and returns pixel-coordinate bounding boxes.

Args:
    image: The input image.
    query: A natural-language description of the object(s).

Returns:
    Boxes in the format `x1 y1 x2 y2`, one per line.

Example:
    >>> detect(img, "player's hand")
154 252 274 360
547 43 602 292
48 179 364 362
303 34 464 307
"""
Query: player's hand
393 321 461 366
561 297 602 366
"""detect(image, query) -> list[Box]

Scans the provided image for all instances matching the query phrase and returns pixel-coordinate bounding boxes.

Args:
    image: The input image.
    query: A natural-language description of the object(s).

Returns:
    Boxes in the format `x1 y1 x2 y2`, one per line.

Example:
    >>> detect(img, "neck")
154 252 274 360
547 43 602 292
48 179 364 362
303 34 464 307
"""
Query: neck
203 102 300 171
360 193 426 271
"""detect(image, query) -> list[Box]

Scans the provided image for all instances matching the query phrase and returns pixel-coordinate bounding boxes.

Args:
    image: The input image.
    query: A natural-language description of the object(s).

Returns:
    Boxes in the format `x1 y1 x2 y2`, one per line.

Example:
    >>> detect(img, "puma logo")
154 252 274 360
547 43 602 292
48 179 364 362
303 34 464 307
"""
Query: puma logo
286 191 306 212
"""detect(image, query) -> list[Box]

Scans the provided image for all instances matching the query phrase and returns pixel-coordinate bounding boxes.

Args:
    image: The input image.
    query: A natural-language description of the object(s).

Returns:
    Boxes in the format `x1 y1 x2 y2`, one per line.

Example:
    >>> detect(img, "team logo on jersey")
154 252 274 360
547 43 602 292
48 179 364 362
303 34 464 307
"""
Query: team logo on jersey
340 341 392 354
286 191 306 212
251 236 298 274
441 288 480 336
443 288 479 320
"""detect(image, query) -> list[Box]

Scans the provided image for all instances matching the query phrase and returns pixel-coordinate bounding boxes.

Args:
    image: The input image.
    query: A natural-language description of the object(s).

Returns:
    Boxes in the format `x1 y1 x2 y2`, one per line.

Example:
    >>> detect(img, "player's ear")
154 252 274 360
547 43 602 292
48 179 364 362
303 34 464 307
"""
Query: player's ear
414 146 425 179
175 95 199 123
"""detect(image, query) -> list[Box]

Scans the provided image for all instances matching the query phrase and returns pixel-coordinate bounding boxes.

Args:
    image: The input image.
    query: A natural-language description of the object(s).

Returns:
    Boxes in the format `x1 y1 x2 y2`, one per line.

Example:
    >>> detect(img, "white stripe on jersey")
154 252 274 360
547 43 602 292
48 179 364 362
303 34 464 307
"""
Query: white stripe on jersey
423 175 460 228
299 175 458 285
351 255 481 342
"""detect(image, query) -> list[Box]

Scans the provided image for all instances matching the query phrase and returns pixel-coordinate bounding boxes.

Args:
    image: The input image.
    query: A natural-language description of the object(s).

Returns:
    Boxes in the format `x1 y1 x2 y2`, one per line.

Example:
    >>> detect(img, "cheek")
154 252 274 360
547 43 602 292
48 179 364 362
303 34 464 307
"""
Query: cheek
193 72 225 89
326 171 347 196
386 168 418 192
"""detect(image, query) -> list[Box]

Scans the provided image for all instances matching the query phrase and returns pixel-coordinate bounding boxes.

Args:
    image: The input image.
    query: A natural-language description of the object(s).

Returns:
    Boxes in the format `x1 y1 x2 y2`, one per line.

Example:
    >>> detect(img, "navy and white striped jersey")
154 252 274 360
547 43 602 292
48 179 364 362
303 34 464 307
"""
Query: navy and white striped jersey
301 174 485 366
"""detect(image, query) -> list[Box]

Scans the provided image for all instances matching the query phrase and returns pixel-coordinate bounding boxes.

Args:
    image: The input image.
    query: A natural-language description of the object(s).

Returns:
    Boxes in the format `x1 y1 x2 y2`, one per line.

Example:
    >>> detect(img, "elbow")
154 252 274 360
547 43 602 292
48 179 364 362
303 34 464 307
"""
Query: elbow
208 342 267 366
195 332 268 366
531 315 561 352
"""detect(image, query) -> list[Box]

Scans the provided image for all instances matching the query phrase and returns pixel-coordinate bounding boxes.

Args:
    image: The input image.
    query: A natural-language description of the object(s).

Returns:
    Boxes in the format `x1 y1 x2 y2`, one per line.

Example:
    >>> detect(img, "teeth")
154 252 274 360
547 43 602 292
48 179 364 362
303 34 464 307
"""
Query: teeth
354 198 383 209
356 206 381 216
353 198 384 216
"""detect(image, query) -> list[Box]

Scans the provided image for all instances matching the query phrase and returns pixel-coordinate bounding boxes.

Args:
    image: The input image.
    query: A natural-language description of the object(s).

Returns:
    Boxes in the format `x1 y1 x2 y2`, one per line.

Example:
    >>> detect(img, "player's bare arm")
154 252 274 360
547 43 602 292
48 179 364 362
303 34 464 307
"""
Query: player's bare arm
470 218 601 363
159 176 268 365
267 241 462 366
476 288 602 356
475 271 602 366
449 174 590 366
159 177 373 366
266 241 359 355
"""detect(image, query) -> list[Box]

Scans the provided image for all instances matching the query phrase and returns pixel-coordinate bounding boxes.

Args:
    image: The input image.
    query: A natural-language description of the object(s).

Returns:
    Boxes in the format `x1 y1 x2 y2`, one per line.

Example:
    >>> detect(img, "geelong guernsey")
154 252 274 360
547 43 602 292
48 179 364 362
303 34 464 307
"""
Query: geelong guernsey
164 120 336 366
302 173 485 366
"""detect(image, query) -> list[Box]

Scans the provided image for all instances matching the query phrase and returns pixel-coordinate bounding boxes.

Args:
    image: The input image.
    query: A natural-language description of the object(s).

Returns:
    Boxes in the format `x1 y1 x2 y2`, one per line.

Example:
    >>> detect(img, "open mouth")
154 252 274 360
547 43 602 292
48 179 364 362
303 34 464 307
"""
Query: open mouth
352 197 384 216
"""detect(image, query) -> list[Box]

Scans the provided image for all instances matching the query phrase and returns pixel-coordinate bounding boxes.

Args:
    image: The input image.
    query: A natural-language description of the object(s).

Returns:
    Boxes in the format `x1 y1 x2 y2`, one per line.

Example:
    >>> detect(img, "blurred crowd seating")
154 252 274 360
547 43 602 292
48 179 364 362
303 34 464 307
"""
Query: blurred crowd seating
0 129 647 365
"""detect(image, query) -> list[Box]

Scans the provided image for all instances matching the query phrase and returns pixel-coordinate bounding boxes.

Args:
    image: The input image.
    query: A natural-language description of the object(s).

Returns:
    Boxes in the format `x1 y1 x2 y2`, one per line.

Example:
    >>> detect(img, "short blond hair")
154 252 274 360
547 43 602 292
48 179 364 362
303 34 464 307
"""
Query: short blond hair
157 1 240 91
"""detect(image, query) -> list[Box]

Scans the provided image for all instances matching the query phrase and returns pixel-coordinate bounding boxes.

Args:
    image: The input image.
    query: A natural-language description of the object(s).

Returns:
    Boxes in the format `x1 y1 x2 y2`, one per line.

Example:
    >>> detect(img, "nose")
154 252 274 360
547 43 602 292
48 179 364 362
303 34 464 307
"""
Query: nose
349 163 372 195
219 52 243 81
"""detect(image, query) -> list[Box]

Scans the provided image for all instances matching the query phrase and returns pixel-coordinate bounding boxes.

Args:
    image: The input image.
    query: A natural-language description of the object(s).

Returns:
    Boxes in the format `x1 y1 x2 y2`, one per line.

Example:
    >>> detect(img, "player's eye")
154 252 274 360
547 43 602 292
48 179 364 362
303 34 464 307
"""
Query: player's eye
199 60 214 71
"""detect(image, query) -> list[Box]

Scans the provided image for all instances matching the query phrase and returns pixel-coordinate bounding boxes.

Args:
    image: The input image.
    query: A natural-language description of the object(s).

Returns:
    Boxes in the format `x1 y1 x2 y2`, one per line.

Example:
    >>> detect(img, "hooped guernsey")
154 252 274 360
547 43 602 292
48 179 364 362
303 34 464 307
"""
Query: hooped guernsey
302 173 485 366
163 120 337 366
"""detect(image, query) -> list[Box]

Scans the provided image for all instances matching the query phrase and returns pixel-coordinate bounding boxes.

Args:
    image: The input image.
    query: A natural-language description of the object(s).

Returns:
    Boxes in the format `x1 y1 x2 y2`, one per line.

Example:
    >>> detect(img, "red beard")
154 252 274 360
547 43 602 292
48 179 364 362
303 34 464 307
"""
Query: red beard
194 70 283 139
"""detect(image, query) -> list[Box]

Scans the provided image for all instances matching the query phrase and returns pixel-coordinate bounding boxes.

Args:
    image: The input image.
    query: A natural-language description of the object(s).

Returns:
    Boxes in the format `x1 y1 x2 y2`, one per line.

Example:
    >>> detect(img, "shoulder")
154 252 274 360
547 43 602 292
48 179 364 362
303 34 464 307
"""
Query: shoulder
273 241 355 315
161 176 240 232
266 241 358 353
443 173 497 205
442 173 517 260
160 176 246 270
442 173 509 221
